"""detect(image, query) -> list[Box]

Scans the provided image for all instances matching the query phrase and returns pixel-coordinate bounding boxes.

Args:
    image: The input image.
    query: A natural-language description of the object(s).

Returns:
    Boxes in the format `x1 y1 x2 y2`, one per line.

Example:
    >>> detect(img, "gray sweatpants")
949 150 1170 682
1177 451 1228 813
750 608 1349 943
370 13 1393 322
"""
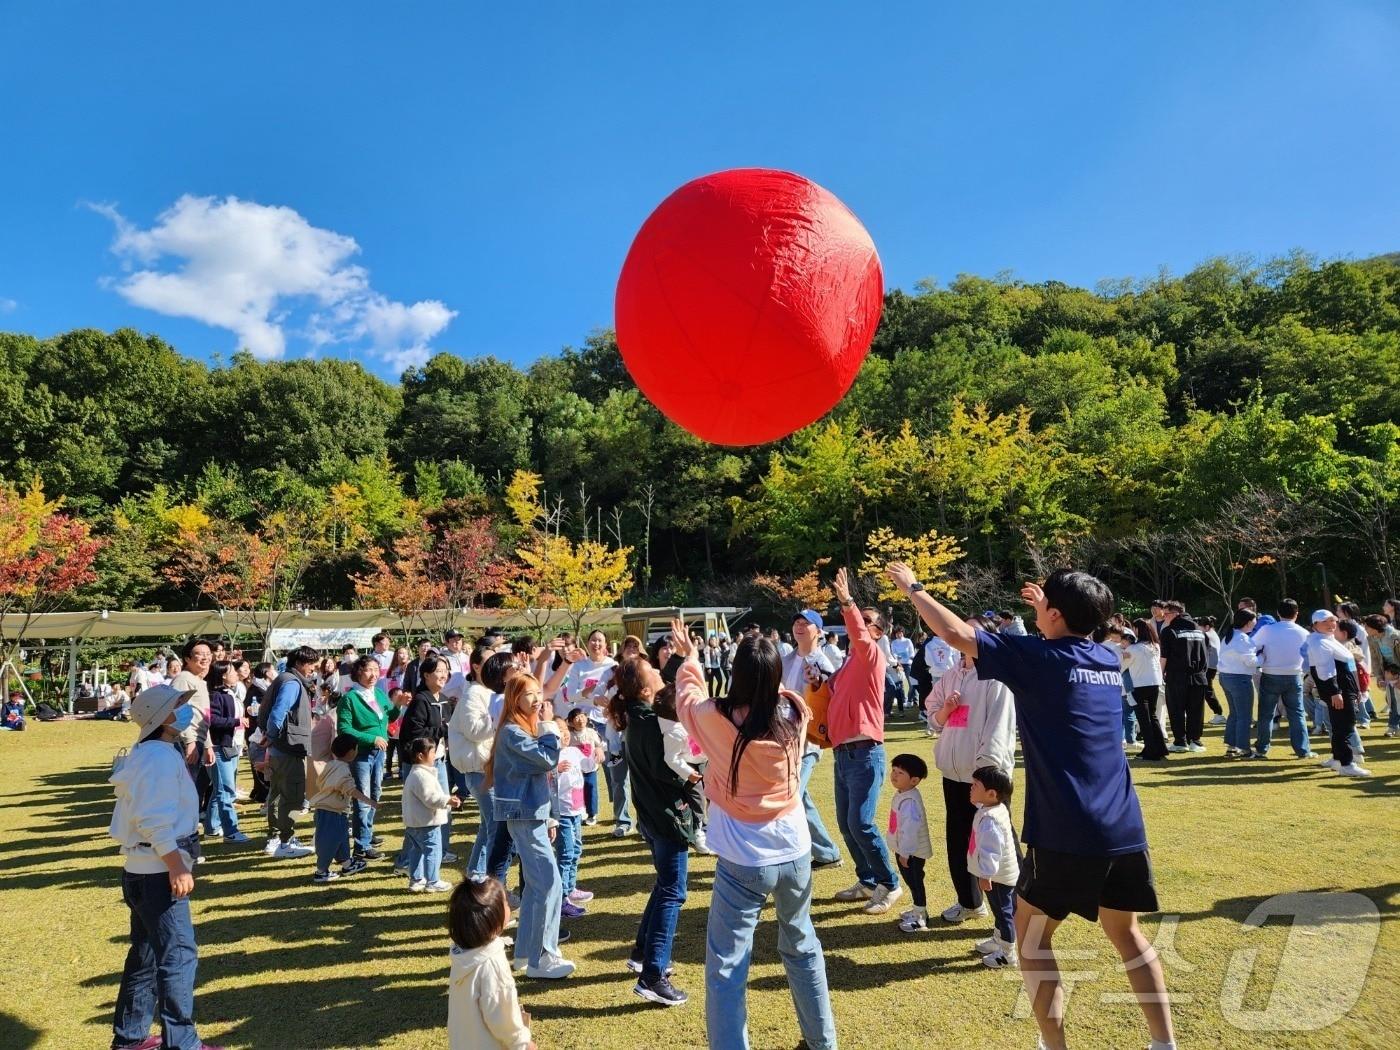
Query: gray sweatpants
267 749 306 844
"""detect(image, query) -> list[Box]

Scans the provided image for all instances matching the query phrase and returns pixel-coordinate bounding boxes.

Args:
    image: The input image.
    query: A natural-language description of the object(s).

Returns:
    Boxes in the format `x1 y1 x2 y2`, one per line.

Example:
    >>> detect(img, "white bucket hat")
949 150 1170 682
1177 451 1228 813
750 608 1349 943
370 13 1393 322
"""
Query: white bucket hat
130 684 195 735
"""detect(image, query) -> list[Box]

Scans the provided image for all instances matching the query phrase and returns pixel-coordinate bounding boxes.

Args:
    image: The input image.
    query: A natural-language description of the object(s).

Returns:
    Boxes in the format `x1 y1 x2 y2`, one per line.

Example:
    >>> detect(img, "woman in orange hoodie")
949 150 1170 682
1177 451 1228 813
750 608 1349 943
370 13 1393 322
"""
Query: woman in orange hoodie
672 621 837 1050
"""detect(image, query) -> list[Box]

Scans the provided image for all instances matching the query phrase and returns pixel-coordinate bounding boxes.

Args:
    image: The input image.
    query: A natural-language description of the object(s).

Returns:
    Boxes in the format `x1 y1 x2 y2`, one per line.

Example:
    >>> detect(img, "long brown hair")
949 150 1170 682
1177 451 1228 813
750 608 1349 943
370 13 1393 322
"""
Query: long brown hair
483 674 542 788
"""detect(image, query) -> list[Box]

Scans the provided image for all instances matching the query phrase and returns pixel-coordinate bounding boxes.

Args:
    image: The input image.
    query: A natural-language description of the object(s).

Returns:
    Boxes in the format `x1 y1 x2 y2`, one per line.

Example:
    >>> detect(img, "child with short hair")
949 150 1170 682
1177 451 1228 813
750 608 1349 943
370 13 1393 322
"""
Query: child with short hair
567 708 604 826
2 692 26 731
968 765 1021 968
888 752 935 932
307 733 378 883
552 718 590 915
448 876 535 1050
403 735 463 892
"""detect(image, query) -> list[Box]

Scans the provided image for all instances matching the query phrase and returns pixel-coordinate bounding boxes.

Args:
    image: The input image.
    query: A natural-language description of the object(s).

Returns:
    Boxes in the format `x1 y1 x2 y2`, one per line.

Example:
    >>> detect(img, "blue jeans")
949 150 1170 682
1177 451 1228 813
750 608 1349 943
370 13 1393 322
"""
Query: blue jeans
582 769 599 820
112 870 201 1050
1121 695 1138 744
206 751 240 836
465 771 492 876
351 748 384 853
1256 673 1310 756
435 756 452 854
605 754 632 831
706 856 836 1050
403 825 441 885
636 834 689 982
833 742 898 890
554 814 583 895
1387 688 1400 732
1218 673 1256 751
314 810 350 872
798 750 840 866
508 819 563 967
486 817 518 885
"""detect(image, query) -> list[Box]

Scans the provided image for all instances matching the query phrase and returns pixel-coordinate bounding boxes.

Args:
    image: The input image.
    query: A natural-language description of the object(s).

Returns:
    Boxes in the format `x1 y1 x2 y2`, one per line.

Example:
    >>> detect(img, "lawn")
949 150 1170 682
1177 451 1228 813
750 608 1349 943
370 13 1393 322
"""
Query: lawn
0 714 1395 1050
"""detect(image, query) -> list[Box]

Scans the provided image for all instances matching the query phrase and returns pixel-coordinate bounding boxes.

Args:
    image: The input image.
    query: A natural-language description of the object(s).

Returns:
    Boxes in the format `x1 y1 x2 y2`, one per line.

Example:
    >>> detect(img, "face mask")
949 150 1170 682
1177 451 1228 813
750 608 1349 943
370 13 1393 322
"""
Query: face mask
171 705 195 732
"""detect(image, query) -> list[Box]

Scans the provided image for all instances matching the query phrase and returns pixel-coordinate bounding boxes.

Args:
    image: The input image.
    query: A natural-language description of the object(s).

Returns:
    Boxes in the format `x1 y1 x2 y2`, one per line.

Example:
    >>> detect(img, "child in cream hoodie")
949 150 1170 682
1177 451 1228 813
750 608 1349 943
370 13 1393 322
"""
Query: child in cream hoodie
448 876 534 1050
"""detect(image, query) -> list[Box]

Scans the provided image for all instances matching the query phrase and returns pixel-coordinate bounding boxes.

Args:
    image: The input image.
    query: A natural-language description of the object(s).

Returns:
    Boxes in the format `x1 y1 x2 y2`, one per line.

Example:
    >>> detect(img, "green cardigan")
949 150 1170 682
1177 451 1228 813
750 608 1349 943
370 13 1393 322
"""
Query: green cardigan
339 686 391 758
623 700 697 845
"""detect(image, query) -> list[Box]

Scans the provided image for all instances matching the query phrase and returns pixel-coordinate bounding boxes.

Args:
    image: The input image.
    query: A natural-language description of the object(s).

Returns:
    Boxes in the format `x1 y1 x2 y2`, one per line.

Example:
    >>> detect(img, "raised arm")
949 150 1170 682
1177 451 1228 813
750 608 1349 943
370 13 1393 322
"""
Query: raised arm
886 562 978 657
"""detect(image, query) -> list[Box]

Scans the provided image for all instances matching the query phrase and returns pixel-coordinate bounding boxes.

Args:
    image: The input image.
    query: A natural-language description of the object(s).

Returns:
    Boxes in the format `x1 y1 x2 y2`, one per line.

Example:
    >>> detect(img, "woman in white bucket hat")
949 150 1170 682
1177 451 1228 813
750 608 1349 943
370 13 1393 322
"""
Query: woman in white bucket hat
107 684 224 1050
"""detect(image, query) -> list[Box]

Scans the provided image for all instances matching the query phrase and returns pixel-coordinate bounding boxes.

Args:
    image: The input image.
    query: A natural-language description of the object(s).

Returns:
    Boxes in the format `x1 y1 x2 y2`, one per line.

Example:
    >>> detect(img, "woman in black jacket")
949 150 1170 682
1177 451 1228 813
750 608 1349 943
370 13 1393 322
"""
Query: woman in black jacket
615 656 696 1008
205 660 249 842
397 655 456 862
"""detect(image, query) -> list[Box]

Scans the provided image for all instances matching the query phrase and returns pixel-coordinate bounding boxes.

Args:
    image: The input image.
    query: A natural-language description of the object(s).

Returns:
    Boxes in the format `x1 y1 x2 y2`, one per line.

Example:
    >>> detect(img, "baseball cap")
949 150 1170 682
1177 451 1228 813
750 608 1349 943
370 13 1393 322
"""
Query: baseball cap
130 684 196 735
793 609 824 630
1310 609 1336 625
444 629 464 640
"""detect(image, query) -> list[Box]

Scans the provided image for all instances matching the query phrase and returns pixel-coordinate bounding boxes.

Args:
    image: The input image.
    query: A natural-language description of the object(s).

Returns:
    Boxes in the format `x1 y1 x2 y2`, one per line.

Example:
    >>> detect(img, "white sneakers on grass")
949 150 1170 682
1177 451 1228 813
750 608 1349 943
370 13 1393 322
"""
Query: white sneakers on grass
863 884 902 915
1338 764 1371 777
941 902 989 923
833 881 874 902
525 953 576 979
273 837 313 859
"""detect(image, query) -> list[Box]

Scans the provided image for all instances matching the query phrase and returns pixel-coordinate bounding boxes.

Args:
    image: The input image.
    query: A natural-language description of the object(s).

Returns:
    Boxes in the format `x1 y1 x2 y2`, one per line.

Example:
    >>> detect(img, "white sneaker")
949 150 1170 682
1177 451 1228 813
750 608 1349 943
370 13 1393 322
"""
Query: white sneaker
898 908 929 932
975 935 1004 955
273 838 313 859
409 879 428 893
262 836 280 856
1338 764 1372 777
864 884 902 915
526 953 576 979
1186 742 1206 753
441 851 458 863
983 946 1017 968
941 902 989 923
425 879 453 892
1319 757 1340 769
1209 715 1227 725
1166 744 1187 753
834 881 875 902
511 956 528 972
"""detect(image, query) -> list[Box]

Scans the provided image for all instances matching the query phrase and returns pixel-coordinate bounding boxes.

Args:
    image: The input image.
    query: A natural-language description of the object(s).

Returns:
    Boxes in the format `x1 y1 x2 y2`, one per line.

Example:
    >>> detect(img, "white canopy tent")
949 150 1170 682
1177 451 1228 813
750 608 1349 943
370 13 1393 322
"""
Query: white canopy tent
0 605 750 709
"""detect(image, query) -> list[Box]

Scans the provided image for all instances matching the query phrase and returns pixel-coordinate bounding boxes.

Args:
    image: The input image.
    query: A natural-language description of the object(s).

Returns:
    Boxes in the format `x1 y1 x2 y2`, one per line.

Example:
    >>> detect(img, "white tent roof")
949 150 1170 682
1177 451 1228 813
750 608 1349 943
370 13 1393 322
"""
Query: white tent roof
0 606 746 642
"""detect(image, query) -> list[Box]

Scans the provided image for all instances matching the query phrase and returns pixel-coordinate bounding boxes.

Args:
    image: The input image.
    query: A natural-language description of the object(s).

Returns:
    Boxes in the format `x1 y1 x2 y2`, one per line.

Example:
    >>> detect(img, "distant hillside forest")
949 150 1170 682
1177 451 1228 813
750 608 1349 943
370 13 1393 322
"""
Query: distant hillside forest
3 251 1398 626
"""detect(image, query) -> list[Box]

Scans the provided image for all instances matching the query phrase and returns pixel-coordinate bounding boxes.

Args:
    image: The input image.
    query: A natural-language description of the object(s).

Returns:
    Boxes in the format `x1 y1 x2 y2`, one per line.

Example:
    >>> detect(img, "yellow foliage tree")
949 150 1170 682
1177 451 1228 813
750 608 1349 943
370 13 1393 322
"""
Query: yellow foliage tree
506 533 634 636
505 470 545 529
860 526 964 603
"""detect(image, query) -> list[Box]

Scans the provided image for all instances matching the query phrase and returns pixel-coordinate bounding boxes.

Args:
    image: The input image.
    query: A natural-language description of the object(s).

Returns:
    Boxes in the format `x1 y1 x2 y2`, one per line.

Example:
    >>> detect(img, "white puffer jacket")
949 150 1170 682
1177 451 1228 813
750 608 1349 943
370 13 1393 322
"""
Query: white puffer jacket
967 802 1020 887
928 663 1016 783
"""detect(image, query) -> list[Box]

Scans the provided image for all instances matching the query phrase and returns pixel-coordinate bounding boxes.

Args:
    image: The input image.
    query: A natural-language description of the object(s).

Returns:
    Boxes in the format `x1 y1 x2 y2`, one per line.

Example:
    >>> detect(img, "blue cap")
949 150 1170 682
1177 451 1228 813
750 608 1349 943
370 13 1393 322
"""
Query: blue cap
794 609 824 630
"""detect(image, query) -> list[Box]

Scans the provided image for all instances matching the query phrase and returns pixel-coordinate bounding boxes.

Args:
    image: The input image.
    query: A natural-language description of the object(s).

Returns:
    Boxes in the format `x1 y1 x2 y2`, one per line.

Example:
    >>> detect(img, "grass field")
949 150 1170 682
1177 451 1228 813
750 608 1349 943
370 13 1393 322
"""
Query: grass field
0 713 1396 1050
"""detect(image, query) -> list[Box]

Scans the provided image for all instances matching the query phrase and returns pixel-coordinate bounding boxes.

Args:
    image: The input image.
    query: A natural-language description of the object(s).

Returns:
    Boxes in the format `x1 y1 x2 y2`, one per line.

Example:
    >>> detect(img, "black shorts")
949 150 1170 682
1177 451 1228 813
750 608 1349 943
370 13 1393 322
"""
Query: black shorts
1017 845 1159 922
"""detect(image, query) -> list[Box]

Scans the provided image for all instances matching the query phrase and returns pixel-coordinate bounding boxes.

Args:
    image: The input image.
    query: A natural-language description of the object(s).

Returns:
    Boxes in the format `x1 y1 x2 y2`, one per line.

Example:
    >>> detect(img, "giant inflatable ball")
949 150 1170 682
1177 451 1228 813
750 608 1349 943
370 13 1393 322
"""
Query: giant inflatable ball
615 168 883 446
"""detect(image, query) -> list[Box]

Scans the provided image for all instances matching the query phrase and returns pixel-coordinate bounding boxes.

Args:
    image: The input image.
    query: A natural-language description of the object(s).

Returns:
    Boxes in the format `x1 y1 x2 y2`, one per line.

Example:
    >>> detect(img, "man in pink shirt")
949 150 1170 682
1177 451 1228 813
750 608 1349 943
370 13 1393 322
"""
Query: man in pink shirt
827 568 903 915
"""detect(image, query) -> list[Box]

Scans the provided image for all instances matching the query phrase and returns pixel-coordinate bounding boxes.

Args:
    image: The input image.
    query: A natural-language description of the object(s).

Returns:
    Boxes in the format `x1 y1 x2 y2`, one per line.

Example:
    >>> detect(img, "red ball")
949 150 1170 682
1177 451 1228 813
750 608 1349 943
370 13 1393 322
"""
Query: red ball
615 168 883 446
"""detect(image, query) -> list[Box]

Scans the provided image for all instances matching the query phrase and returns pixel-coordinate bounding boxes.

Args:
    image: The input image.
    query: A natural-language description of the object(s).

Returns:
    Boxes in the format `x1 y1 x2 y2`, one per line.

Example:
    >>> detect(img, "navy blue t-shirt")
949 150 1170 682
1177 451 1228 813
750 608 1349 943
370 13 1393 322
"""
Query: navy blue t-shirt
974 628 1148 857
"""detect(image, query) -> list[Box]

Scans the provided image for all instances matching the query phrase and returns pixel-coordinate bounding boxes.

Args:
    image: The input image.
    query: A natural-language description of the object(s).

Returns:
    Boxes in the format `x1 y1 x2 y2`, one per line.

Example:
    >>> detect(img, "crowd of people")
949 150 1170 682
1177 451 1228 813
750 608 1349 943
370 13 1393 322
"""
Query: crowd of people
97 586 1398 1050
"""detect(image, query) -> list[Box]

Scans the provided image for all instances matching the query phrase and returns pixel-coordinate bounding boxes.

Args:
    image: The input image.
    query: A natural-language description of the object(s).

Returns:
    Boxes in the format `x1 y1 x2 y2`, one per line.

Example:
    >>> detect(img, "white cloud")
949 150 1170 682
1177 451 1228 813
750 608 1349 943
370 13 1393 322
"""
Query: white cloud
92 195 455 367
0 297 16 313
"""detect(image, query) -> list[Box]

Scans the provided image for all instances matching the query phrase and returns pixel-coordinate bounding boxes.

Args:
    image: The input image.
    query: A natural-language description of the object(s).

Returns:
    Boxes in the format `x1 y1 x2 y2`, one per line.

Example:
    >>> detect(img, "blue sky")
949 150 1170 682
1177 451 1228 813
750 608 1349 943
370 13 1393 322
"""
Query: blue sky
2 2 1398 378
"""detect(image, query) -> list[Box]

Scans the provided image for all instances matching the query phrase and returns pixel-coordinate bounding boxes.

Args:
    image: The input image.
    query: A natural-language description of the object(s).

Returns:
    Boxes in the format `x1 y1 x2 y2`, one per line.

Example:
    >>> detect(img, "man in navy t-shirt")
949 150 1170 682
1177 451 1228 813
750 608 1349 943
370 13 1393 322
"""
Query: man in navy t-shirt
886 562 1176 1050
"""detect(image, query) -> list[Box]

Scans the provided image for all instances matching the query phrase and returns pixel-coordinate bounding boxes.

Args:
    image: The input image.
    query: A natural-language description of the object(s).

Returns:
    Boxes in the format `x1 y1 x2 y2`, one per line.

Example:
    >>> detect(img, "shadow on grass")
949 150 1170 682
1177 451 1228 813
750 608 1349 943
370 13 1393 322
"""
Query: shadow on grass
0 1012 41 1050
1170 881 1399 924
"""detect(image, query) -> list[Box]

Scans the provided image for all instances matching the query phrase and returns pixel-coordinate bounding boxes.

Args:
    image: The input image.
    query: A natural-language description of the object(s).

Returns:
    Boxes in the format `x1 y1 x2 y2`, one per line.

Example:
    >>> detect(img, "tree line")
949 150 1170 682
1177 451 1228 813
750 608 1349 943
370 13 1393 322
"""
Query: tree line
2 250 1397 628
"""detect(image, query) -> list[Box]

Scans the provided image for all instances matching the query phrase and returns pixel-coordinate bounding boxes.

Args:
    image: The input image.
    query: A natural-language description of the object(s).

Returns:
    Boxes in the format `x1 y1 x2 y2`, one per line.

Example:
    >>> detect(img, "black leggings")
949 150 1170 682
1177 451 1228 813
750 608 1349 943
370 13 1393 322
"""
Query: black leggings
1133 686 1168 759
942 777 983 910
704 666 725 697
898 855 926 908
1205 669 1222 715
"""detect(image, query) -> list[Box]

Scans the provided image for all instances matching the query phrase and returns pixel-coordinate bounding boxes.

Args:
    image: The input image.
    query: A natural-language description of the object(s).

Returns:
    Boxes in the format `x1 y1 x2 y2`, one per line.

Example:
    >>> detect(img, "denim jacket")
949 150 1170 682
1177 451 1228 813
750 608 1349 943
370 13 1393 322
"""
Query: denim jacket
491 723 560 821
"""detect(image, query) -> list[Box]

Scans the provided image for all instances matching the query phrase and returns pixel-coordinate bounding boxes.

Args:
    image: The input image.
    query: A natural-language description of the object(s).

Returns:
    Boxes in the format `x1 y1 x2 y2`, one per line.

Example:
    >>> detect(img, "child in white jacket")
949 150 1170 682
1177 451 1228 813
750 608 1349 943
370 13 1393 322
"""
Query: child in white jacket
888 753 935 932
654 684 713 855
968 765 1021 968
448 876 535 1050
